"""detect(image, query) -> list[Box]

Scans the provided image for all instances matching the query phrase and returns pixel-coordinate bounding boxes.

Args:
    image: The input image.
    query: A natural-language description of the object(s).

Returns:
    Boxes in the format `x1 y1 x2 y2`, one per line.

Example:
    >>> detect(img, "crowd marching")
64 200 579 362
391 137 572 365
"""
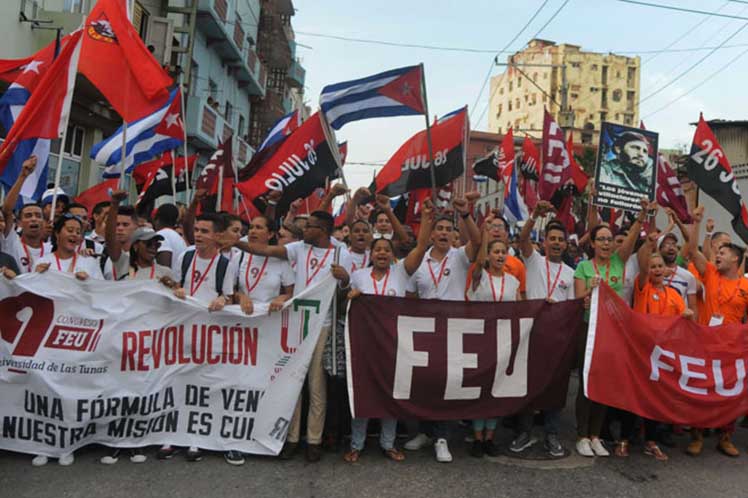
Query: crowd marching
1 152 747 468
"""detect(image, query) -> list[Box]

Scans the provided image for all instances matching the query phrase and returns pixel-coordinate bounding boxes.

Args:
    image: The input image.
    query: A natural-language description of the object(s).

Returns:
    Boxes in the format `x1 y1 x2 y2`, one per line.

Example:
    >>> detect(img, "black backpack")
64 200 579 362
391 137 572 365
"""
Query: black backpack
179 249 229 296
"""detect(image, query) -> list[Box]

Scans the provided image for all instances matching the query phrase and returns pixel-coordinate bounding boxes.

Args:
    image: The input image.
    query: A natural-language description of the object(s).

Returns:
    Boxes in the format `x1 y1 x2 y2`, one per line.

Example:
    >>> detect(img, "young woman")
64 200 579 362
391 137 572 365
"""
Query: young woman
35 213 103 281
123 228 174 281
466 221 521 457
347 220 372 273
343 200 434 463
573 199 650 458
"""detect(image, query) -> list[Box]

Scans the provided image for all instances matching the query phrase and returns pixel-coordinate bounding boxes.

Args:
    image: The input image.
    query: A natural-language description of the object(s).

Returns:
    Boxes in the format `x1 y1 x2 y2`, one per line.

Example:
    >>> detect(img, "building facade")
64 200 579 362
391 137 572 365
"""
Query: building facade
488 39 640 146
0 0 306 199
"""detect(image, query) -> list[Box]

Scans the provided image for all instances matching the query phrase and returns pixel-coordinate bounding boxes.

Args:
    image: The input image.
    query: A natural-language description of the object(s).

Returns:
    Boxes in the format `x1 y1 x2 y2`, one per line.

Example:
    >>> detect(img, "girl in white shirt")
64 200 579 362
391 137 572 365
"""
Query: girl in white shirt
466 226 520 458
36 213 103 281
344 200 434 463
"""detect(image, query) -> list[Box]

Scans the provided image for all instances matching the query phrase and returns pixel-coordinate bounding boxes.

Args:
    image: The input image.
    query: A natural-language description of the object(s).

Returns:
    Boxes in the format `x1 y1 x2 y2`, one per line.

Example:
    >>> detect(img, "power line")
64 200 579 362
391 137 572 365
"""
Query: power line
470 0 552 121
614 0 748 21
642 44 748 118
640 21 748 103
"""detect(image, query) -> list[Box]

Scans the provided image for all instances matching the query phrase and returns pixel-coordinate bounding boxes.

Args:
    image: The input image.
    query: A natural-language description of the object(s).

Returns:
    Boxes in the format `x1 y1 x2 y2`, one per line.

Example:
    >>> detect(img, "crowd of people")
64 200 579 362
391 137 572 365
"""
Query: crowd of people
1 155 747 467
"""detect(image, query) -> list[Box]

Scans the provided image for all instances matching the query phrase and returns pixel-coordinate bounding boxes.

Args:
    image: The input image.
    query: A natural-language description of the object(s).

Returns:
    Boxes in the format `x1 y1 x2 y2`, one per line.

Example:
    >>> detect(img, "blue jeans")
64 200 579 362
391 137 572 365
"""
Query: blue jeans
518 409 561 436
472 419 498 432
351 418 397 451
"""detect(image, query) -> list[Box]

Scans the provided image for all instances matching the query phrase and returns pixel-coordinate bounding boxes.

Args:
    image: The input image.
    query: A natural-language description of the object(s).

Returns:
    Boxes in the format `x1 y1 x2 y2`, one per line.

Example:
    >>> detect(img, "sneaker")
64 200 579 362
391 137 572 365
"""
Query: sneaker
717 434 740 457
185 447 203 462
306 444 322 463
590 438 609 457
576 438 594 457
545 434 565 458
469 440 484 458
156 445 178 460
278 442 298 460
434 438 452 463
686 434 704 456
31 455 48 467
509 432 536 453
224 450 245 466
129 449 147 463
483 440 500 457
404 433 432 451
100 449 121 465
58 453 74 466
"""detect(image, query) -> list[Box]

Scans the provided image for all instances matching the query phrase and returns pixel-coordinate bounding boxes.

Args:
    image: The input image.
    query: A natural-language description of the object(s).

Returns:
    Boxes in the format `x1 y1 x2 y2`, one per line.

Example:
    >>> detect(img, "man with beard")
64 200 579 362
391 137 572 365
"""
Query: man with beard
599 131 654 194
658 232 697 317
1 157 52 273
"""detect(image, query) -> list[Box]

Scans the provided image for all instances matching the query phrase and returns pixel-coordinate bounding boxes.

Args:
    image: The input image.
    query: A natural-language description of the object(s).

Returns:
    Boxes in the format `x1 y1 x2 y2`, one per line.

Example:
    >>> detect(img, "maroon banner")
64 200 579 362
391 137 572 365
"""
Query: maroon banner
346 295 583 420
585 283 748 428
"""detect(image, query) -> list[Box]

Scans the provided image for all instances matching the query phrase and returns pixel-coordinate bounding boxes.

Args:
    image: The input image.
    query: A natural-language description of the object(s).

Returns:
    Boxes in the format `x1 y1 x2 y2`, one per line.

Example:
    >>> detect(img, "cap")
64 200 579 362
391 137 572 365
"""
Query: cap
41 187 69 206
658 232 678 249
129 227 164 245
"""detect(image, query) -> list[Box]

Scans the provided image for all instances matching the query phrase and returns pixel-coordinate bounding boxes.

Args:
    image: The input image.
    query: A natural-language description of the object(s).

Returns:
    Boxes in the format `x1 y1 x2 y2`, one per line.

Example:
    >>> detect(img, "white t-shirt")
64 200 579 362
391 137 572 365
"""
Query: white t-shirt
237 253 294 304
37 253 104 280
175 250 236 304
2 228 52 274
348 249 370 273
107 251 130 281
467 269 520 302
665 265 698 302
77 237 104 255
351 261 411 297
524 250 575 301
127 263 173 281
408 246 471 301
157 227 188 274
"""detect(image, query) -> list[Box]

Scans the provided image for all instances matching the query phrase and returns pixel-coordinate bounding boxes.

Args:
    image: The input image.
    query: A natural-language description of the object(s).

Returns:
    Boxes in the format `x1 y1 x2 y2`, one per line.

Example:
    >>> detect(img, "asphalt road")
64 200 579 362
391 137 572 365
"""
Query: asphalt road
3 380 748 498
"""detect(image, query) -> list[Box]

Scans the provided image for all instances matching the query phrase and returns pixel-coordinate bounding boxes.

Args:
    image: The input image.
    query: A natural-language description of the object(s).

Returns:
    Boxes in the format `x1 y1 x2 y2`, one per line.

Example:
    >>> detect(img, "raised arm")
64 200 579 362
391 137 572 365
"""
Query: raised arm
616 198 652 264
520 201 554 259
471 223 489 291
454 194 481 261
2 156 37 236
182 188 207 246
688 206 707 276
318 182 348 213
375 194 408 243
345 188 369 227
637 231 658 289
404 199 434 275
233 239 288 260
702 217 715 263
263 189 282 224
105 189 128 261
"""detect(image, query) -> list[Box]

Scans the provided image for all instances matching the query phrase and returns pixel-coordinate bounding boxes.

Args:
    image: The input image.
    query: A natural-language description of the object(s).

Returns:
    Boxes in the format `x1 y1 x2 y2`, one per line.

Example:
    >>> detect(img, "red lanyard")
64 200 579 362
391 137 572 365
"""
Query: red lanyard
245 254 269 294
190 253 217 296
593 259 611 284
54 253 76 273
488 273 506 302
22 241 43 272
351 251 367 272
305 245 332 286
148 264 155 279
371 269 390 295
428 256 449 289
546 258 562 297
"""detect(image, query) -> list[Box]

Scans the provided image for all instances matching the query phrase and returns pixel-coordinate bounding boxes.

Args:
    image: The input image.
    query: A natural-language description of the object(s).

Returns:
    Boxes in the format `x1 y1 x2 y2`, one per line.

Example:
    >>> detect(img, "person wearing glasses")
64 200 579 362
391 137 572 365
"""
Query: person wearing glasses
572 198 651 458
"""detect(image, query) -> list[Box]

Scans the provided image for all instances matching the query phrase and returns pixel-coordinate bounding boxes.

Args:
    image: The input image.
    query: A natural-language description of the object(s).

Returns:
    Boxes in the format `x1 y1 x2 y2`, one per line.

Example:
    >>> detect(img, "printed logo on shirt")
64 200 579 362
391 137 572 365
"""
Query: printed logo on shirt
559 281 569 290
250 267 261 279
610 276 619 283
310 258 319 270
20 256 30 269
443 268 451 277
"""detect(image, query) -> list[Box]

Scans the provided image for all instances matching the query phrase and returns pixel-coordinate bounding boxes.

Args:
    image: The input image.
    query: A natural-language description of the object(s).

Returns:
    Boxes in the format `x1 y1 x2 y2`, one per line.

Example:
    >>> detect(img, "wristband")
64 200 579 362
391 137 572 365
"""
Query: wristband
267 199 277 206
460 212 470 219
705 232 714 238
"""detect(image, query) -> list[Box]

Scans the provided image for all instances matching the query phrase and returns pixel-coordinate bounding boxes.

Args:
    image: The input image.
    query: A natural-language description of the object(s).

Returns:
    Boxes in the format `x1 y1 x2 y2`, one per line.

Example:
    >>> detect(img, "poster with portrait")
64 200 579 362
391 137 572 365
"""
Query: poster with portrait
593 122 658 211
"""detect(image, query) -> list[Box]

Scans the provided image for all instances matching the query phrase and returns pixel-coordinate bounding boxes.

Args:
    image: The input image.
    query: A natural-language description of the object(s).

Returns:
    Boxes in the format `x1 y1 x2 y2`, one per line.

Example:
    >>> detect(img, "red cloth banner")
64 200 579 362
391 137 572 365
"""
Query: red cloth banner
585 283 748 428
346 295 583 420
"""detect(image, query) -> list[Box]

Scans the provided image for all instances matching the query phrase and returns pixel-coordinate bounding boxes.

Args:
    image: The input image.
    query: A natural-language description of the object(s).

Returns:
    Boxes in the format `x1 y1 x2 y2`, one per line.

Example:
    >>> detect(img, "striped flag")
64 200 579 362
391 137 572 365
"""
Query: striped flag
320 65 425 130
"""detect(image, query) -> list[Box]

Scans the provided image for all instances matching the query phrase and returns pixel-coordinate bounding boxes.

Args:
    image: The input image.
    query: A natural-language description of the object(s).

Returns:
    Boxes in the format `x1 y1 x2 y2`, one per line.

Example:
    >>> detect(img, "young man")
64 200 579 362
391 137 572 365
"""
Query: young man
686 206 748 457
237 210 351 463
511 201 576 458
103 190 139 280
154 203 188 273
65 203 103 254
88 201 109 245
658 232 698 316
404 195 481 463
1 157 52 273
41 186 68 222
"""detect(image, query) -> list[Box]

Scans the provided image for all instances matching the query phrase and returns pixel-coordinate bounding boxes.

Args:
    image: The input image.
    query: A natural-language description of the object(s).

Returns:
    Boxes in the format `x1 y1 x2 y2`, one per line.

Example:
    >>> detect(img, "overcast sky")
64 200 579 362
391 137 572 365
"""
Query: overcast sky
293 0 748 193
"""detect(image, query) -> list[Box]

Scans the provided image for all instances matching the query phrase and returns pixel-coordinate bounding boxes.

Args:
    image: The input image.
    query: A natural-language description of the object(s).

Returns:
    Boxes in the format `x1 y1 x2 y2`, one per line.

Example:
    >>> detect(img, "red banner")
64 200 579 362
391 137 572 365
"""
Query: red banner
585 283 748 428
346 295 583 420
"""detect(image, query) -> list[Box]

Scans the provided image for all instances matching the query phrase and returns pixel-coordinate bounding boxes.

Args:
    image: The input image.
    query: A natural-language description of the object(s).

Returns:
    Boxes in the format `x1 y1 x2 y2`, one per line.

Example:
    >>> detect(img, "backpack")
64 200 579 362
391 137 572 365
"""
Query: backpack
179 249 229 296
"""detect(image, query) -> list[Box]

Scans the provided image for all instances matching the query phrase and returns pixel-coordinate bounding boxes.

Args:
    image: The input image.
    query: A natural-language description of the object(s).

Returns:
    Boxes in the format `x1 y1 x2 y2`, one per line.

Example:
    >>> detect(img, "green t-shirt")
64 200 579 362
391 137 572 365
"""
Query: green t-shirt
675 254 688 268
574 253 626 321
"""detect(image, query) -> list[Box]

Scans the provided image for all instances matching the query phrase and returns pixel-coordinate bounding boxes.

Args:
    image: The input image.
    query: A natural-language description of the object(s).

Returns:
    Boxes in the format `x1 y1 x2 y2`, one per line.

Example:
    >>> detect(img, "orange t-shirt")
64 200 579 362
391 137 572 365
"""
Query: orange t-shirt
698 262 748 325
633 279 685 317
688 262 708 323
505 255 527 294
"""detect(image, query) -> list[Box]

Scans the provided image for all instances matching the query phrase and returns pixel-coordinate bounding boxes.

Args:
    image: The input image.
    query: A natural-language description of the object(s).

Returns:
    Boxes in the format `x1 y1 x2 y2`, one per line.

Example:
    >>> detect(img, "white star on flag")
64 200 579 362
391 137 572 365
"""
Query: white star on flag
164 112 181 129
21 60 43 74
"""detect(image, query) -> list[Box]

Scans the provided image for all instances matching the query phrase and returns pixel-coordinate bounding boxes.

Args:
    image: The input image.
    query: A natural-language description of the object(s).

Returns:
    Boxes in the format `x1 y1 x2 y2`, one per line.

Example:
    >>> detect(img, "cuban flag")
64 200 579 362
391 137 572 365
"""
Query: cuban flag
503 165 529 225
91 87 184 178
258 109 300 153
0 39 63 203
320 65 426 130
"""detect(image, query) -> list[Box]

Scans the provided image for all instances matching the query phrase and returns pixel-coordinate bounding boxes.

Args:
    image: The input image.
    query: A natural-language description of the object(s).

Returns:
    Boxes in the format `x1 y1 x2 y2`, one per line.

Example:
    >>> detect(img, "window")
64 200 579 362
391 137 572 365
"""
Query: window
591 64 598 71
515 98 520 109
601 89 608 108
508 101 512 111
570 93 578 100
624 114 633 125
133 1 149 39
51 124 85 158
189 61 199 97
63 0 84 13
570 61 581 68
600 112 608 122
615 113 620 121
517 77 522 88
238 114 246 138
509 81 513 91
499 87 504 95
225 101 233 123
581 122 595 145
531 94 537 105
627 67 636 86
626 90 636 111
601 65 608 85
498 103 503 114
268 68 286 90
533 72 538 81
612 89 622 102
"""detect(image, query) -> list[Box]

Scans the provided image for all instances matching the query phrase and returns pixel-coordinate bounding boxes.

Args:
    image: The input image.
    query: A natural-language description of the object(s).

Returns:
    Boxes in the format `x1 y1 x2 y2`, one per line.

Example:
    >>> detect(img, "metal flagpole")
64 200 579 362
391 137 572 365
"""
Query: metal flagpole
231 157 240 213
179 72 191 202
49 126 70 222
216 158 224 212
170 154 178 199
419 63 438 205
117 122 128 191
331 246 340 377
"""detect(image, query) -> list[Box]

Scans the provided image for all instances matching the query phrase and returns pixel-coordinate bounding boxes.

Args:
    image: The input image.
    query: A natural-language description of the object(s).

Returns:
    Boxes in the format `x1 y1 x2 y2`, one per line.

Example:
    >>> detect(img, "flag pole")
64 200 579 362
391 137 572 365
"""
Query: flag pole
179 72 191 203
419 63 437 205
170 153 178 199
49 126 70 223
216 156 224 212
231 156 240 213
319 111 349 191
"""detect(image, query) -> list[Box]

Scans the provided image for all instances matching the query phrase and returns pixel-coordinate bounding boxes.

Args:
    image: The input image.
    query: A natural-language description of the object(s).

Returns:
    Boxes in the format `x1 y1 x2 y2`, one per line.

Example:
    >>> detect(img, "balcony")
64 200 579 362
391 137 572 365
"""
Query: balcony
286 59 305 88
186 94 234 150
234 136 254 165
197 0 244 63
238 47 267 97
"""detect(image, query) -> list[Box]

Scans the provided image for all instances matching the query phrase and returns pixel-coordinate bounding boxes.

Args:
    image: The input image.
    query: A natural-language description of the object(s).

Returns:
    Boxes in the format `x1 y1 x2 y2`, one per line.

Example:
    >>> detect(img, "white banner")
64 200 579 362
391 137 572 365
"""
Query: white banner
0 272 335 457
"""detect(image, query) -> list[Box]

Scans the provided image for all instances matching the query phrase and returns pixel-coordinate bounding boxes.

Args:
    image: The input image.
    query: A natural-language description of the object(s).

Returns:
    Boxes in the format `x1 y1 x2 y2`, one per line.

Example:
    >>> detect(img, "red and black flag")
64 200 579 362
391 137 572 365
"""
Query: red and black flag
135 153 198 212
235 112 339 216
519 136 540 181
472 127 514 184
373 106 468 197
195 139 233 213
686 114 748 243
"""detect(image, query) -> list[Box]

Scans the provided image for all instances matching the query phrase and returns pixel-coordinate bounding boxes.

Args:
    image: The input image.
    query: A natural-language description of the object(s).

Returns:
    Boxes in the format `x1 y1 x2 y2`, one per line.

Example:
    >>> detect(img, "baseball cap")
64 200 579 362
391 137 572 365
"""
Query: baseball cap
658 232 678 249
41 187 69 206
129 227 164 245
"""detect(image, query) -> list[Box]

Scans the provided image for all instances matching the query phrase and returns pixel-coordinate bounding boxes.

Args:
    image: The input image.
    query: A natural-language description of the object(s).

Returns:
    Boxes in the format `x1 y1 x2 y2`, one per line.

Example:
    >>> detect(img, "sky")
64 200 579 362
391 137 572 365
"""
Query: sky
293 0 748 194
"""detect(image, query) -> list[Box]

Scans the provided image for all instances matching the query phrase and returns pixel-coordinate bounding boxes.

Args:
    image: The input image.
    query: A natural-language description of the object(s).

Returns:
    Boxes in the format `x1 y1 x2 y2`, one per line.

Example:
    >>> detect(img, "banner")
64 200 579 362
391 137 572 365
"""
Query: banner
0 273 335 457
593 122 658 211
345 295 583 420
584 283 748 428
